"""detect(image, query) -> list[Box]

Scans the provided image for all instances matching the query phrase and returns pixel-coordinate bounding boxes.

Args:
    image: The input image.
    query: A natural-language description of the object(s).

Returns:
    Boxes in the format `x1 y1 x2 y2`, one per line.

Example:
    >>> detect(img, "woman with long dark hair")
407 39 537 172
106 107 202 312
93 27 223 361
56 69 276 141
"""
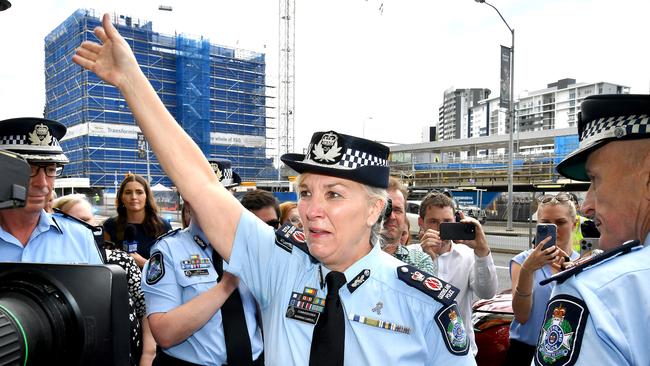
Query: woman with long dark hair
104 173 171 268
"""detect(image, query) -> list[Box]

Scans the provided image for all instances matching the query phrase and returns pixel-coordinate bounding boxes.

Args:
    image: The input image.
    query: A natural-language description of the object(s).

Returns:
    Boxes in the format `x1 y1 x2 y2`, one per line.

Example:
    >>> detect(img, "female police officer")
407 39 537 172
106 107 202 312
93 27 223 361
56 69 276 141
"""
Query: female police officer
73 14 476 365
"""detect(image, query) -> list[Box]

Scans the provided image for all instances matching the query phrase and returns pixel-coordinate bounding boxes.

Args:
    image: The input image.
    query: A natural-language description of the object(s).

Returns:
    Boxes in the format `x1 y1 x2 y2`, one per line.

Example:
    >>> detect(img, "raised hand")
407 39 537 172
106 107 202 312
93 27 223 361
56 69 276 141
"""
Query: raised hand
454 213 490 257
72 13 140 89
522 236 559 272
420 228 446 258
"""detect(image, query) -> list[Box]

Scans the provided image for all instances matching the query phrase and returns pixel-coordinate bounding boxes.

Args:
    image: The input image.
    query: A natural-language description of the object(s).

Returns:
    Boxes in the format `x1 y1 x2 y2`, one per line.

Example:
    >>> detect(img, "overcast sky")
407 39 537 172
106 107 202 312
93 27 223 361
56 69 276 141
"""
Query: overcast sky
1 0 649 160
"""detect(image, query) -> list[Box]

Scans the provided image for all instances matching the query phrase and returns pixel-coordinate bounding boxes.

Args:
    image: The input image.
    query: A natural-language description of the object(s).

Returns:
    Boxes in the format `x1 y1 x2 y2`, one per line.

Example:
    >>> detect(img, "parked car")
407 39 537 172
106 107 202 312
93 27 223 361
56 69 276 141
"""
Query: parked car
472 290 513 366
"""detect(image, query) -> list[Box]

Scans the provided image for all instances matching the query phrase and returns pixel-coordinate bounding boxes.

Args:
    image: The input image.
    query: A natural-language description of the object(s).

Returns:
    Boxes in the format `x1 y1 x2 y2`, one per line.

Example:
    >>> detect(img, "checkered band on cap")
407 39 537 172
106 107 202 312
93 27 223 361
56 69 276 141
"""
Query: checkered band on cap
222 168 233 183
304 145 388 170
579 114 650 148
340 148 388 169
0 134 62 151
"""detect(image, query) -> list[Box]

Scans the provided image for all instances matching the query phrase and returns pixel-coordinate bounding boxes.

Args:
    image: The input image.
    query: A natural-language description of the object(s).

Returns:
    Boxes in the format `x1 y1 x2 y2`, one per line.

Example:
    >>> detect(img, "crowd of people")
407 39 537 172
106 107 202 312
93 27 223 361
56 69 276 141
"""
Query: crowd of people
0 12 648 366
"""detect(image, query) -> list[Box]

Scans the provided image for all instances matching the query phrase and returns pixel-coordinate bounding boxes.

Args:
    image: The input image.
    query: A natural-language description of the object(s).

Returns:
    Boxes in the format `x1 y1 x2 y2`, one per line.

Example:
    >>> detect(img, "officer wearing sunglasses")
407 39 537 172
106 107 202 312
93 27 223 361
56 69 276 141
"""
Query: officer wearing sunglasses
0 117 103 265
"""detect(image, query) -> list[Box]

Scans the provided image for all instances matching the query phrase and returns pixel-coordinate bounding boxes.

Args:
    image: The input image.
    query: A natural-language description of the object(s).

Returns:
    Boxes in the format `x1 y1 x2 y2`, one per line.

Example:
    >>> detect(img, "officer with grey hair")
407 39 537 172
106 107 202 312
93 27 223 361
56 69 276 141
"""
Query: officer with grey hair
533 94 650 366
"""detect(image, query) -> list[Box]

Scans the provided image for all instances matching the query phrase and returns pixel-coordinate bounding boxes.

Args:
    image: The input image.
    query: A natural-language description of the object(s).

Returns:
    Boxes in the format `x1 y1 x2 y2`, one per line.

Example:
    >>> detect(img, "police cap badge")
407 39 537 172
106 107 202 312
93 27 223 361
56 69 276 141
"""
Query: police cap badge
0 117 68 164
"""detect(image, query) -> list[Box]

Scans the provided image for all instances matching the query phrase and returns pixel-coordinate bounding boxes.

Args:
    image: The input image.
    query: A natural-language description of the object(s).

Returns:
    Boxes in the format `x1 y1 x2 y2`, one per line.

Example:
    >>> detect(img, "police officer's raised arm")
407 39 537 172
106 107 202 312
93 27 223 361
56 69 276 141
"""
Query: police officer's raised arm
73 14 239 260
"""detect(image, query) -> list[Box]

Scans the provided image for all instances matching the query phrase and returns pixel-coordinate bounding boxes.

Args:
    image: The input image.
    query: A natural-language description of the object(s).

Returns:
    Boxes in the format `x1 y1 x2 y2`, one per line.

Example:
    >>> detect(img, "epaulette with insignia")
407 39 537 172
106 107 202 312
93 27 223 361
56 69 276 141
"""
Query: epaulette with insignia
397 264 459 306
274 223 317 263
154 228 181 243
540 239 641 286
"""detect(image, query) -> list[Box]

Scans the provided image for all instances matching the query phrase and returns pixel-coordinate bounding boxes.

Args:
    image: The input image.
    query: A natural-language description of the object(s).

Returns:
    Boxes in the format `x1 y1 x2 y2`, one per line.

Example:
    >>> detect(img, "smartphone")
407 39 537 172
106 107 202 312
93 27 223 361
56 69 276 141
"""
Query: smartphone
579 219 600 256
536 223 557 249
440 222 476 240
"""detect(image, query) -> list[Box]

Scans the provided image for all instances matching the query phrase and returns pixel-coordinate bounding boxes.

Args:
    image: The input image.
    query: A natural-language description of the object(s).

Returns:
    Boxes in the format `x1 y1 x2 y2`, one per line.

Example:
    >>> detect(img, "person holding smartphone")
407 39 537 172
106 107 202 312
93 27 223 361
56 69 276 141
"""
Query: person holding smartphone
503 193 579 365
415 191 498 357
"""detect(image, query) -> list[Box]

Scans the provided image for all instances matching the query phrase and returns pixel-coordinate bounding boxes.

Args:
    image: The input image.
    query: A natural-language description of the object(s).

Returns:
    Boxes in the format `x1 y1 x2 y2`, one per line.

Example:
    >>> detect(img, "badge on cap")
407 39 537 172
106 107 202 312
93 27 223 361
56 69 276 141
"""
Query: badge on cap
146 252 165 285
534 295 589 366
28 123 53 146
311 131 342 164
435 303 469 355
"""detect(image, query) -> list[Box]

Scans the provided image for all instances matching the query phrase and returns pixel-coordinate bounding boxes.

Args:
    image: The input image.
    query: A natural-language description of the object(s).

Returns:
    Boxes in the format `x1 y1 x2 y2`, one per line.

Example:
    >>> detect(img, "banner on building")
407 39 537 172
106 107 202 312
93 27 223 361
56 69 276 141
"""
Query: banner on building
210 132 266 148
500 46 511 109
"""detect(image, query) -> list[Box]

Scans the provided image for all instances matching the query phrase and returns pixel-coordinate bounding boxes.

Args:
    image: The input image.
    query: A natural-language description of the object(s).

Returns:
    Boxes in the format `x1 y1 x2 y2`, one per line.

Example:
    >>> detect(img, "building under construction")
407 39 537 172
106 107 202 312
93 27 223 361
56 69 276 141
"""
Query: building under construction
44 9 275 190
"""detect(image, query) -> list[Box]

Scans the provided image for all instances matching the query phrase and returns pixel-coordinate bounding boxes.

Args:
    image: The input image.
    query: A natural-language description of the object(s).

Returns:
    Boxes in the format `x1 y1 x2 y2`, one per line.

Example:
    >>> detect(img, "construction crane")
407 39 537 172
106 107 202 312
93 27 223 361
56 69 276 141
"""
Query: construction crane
278 0 295 178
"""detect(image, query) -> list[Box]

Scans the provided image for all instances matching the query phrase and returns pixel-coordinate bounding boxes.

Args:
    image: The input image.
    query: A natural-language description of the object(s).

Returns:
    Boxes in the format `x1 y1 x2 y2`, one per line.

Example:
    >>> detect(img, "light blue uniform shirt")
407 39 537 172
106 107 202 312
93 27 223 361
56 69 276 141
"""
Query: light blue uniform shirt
0 210 103 264
509 249 579 345
227 210 476 366
533 233 650 366
141 221 263 365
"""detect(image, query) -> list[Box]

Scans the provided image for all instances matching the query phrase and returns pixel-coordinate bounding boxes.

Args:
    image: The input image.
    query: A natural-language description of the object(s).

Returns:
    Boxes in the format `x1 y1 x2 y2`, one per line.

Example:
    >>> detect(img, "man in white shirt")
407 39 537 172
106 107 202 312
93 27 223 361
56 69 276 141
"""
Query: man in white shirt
413 191 498 356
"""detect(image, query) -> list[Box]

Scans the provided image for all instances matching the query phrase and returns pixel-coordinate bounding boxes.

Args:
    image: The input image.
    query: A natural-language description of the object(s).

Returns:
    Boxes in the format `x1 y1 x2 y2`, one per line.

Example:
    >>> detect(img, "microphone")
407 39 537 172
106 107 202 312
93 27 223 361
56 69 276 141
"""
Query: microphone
123 224 138 253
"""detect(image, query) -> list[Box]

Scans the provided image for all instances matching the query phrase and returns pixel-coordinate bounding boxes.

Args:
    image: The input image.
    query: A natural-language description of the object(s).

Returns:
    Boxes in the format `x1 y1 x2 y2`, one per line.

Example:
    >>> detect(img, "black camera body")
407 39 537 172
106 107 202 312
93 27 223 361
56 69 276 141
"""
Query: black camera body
0 263 129 365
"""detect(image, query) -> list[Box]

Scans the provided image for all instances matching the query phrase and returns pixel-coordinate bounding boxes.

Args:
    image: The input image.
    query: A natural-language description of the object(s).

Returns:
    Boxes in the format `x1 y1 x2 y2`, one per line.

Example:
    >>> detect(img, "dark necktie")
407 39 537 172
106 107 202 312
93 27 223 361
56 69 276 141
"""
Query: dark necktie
212 250 253 365
309 271 347 366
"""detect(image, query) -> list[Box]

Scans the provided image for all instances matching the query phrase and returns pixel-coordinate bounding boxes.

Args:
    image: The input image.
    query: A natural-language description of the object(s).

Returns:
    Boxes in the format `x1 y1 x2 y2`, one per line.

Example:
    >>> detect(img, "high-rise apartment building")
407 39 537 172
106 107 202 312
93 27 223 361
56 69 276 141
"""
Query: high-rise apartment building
437 88 491 141
45 9 274 189
515 78 629 132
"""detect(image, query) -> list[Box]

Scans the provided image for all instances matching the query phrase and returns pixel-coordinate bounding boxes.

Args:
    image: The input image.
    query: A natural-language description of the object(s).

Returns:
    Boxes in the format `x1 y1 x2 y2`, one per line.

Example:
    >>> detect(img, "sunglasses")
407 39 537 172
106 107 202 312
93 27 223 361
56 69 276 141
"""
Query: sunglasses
537 193 572 204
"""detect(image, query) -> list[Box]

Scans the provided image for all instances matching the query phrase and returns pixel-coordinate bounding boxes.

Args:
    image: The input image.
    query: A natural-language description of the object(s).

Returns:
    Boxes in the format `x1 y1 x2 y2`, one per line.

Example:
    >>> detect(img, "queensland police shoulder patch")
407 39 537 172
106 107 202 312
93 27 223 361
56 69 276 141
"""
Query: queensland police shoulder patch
146 252 165 285
534 295 589 366
435 303 469 356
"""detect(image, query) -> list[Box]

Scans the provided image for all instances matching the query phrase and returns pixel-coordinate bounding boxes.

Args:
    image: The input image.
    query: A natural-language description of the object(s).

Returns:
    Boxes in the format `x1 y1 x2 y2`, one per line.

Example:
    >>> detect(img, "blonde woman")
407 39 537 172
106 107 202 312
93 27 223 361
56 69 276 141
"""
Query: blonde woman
73 15 476 365
503 193 579 365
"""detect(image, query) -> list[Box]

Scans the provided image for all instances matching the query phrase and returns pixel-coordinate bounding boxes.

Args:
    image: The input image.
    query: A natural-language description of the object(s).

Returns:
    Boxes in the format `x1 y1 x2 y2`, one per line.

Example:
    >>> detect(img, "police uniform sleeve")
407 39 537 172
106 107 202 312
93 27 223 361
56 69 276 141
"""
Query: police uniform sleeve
141 239 182 315
425 304 477 364
532 278 632 366
226 209 289 308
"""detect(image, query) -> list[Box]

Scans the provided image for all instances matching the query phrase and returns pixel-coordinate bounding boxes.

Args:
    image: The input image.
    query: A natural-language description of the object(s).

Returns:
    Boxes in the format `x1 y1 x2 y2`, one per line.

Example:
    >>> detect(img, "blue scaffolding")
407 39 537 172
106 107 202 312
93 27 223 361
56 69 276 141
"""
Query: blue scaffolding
44 9 276 190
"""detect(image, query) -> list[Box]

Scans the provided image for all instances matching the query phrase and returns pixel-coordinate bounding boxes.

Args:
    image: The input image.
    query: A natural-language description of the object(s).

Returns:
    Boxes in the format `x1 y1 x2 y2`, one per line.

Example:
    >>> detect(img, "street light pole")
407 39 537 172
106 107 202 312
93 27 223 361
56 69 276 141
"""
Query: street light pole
475 0 515 231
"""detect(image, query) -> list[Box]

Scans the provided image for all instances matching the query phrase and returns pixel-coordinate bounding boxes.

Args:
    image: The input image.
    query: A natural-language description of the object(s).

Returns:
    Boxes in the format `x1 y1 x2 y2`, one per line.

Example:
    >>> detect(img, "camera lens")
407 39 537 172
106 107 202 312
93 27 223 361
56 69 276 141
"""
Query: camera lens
0 273 82 365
